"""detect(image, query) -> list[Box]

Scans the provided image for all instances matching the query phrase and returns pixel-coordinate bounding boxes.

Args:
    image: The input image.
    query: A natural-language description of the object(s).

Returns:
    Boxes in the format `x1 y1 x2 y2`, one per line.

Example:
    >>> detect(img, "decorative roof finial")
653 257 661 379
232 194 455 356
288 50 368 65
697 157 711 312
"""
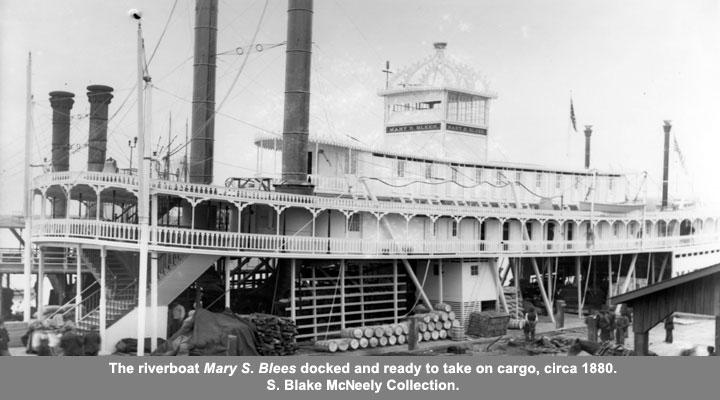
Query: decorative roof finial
433 42 447 52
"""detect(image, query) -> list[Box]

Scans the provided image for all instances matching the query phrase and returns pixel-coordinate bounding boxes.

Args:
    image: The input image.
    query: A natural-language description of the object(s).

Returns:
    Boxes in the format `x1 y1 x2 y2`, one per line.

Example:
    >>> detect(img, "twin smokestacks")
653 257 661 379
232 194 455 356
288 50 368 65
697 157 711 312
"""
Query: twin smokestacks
48 85 114 173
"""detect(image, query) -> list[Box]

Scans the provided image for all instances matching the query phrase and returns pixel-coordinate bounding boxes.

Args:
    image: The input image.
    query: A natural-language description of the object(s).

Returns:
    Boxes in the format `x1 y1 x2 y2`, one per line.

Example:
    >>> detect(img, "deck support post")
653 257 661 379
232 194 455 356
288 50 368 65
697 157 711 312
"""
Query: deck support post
150 251 158 352
576 257 582 318
514 259 521 319
99 247 107 354
37 248 45 319
620 253 638 294
391 259 398 323
607 255 613 306
224 257 231 309
634 331 649 356
715 315 719 356
493 258 509 314
531 257 555 324
340 260 346 328
75 245 82 325
290 259 296 322
657 253 669 283
401 259 433 311
438 259 443 303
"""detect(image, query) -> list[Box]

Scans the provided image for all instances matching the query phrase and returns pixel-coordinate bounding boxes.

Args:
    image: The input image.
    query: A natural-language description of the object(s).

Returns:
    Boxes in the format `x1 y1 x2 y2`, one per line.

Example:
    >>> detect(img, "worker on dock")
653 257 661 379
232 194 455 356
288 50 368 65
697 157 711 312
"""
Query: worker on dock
585 309 599 342
523 305 538 342
614 312 629 345
597 305 615 342
664 314 674 343
0 318 10 356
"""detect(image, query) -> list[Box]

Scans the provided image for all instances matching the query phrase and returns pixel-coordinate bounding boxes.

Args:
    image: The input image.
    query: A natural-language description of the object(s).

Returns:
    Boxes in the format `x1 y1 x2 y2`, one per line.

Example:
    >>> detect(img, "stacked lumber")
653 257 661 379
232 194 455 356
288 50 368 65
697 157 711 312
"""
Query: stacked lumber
248 314 298 355
466 311 510 338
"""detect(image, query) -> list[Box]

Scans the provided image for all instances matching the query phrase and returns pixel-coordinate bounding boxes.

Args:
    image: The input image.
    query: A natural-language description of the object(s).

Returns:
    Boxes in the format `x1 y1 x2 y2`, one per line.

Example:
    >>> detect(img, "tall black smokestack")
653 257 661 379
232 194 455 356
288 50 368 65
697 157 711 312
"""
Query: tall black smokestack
189 0 218 184
50 91 74 173
86 85 114 172
277 0 314 194
49 91 74 218
584 125 592 169
662 120 672 209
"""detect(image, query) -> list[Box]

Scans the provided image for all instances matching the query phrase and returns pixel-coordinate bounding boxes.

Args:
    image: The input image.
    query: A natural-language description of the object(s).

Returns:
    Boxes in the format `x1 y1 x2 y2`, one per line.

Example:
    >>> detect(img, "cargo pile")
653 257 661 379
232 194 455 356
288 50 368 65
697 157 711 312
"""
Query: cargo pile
466 311 510 337
248 313 299 356
312 303 463 353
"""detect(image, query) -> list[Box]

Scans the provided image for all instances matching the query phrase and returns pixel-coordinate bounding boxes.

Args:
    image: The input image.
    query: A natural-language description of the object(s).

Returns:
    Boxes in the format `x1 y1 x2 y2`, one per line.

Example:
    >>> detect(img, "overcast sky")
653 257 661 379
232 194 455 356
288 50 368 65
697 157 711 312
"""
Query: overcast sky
2 0 720 220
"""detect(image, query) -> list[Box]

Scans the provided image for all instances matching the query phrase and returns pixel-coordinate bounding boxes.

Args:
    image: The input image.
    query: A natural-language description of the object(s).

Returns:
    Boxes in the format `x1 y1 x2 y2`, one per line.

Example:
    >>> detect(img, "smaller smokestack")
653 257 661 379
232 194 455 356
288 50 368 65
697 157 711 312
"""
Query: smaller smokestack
49 91 75 173
662 120 672 209
49 91 74 219
584 125 592 169
87 85 114 172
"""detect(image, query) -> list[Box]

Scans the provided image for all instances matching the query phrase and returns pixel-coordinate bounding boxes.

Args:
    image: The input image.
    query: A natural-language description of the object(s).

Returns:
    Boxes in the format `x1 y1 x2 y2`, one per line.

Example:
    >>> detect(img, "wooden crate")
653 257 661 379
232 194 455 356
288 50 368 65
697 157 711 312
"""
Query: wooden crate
466 311 510 337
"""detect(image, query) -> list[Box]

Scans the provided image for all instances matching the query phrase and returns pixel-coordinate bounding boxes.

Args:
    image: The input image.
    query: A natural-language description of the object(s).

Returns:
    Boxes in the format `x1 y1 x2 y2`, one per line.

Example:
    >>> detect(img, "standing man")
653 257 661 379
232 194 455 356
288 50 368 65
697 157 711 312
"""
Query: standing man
523 305 538 343
615 312 629 345
664 314 674 344
585 308 599 342
0 318 11 356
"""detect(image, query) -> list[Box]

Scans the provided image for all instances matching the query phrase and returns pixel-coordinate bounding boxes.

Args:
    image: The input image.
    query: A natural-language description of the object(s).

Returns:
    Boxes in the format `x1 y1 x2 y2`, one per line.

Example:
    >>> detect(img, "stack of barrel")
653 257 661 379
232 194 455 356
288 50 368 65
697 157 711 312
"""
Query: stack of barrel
314 322 410 353
412 303 462 342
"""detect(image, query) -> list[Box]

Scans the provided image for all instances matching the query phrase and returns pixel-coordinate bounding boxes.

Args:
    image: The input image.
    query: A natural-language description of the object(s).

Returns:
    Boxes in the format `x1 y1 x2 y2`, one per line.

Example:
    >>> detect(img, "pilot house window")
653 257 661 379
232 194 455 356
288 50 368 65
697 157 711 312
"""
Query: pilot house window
447 92 486 125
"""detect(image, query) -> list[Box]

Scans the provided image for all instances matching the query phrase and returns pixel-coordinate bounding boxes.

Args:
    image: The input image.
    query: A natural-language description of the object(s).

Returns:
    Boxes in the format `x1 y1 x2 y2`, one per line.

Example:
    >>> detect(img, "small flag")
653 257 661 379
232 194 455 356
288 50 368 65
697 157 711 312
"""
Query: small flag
570 99 578 132
673 134 687 171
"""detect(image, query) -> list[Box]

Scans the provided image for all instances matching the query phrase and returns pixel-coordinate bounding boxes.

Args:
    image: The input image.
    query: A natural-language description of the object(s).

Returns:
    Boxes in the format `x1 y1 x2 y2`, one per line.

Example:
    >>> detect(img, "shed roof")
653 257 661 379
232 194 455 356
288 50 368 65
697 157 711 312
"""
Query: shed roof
612 263 720 305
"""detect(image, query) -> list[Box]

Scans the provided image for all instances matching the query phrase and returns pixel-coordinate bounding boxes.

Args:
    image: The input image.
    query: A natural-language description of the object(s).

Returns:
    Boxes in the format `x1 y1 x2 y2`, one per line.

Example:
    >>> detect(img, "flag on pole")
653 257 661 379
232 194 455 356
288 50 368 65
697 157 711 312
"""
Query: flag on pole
672 134 687 171
570 99 578 132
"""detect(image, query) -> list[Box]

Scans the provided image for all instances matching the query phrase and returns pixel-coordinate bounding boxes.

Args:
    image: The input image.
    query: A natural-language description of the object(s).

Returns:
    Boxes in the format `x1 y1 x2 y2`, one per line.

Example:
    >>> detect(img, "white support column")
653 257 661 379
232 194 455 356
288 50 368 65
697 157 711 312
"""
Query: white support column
438 259 443 303
392 259 398 324
37 247 45 319
607 255 613 306
150 251 158 352
290 259 296 322
96 192 101 220
340 260 346 329
99 247 107 352
75 245 82 325
224 257 231 309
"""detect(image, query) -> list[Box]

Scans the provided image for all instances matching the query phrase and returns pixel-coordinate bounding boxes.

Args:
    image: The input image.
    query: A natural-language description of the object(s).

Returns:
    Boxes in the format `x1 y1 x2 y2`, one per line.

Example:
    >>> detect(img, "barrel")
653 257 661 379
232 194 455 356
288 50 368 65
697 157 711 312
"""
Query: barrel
507 318 524 330
363 327 375 338
341 327 363 339
359 337 369 348
448 311 456 320
314 340 338 353
451 319 460 328
431 330 439 341
388 335 397 346
335 339 350 352
348 338 360 350
399 321 409 334
391 324 404 336
416 313 432 323
418 321 428 332
373 326 385 338
450 326 464 341
382 325 394 337
439 329 447 339
430 312 440 322
422 331 431 341
369 337 379 348
439 311 449 321
443 321 452 330
427 321 436 331
379 336 388 347
435 303 452 312
397 334 406 345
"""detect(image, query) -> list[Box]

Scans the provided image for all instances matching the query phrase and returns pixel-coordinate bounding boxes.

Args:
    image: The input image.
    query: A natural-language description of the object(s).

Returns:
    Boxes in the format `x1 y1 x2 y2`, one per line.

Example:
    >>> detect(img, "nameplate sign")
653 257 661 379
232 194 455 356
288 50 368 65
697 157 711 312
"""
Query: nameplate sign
446 123 487 135
386 123 441 133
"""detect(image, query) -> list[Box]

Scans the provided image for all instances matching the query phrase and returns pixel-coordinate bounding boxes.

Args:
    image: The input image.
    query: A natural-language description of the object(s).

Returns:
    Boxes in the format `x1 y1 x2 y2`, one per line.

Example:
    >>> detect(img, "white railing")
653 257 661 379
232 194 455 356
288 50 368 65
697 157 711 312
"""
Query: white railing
33 219 139 242
32 171 720 223
31 219 720 258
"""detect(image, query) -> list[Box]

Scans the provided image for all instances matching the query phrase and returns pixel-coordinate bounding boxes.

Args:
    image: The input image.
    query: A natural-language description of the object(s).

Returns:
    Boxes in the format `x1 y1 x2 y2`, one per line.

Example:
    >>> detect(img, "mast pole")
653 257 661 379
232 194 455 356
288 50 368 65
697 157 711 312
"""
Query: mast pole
136 20 150 357
22 52 33 322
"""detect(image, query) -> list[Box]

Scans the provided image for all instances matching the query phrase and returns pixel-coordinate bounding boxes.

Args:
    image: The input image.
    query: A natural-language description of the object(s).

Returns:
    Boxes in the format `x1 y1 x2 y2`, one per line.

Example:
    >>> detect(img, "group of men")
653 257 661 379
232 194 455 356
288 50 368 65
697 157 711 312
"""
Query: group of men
586 305 631 345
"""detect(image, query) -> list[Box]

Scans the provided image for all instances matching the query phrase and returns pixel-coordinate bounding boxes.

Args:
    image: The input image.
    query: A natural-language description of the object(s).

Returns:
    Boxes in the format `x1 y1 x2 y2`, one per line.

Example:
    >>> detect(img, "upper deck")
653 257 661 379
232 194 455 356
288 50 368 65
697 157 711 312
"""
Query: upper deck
28 171 720 263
